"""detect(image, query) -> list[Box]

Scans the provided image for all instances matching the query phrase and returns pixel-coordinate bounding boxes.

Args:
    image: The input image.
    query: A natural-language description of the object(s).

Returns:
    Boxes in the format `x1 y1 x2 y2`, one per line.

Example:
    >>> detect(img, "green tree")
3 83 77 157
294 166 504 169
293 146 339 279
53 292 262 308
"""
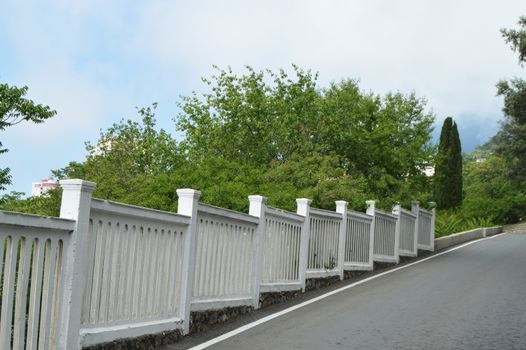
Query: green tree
0 83 56 189
53 104 182 204
463 155 526 224
495 16 526 182
177 67 435 208
176 65 321 165
434 117 462 209
321 81 435 200
0 188 62 217
450 121 463 206
14 66 437 215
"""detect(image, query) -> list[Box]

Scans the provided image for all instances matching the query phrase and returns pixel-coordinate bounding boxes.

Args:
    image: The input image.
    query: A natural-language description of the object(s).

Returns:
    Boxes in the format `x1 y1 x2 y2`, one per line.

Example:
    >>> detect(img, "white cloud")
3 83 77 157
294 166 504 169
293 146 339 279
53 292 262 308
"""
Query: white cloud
134 0 525 124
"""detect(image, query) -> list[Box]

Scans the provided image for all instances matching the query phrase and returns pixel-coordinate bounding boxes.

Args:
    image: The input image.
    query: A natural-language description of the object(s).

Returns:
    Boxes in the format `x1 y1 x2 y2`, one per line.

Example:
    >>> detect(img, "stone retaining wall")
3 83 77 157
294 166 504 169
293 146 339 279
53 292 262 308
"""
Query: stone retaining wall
260 290 302 308
189 306 254 334
305 275 341 291
82 329 182 350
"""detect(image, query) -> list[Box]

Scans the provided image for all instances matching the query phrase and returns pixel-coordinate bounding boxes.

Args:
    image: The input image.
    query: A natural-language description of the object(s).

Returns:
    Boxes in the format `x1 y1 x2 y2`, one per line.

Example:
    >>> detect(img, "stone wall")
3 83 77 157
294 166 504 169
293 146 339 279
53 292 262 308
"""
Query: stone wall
82 329 182 350
189 306 254 334
305 275 341 291
343 270 368 280
259 290 302 308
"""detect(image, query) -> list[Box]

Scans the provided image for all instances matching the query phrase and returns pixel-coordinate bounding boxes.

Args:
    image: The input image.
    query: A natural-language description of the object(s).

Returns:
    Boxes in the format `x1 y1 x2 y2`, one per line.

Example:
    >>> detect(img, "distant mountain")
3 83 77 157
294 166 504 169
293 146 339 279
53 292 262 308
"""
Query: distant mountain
432 116 501 152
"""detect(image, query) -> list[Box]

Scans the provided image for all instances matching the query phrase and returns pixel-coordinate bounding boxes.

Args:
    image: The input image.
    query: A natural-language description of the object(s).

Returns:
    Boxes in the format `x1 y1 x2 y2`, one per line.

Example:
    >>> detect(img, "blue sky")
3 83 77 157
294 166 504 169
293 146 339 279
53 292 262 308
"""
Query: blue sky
1 0 525 194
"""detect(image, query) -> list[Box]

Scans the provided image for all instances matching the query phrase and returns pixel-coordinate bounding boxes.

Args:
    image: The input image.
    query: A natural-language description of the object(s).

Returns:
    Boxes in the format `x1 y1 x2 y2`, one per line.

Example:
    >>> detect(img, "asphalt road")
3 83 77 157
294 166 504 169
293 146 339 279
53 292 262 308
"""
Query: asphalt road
180 232 526 350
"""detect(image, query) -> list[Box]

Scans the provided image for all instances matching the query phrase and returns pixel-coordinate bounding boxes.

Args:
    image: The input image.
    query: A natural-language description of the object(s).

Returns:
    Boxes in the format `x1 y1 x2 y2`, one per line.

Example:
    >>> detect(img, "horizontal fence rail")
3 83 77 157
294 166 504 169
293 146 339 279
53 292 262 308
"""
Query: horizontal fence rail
306 209 342 277
0 211 74 350
260 207 303 292
343 210 374 270
192 204 258 310
397 207 418 257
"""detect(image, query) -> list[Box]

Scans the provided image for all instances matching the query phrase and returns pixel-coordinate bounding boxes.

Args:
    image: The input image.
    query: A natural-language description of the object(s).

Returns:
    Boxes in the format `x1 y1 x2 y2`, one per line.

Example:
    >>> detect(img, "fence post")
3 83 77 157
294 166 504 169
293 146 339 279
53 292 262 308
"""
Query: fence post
366 200 376 269
296 198 312 291
392 203 401 264
57 179 96 350
177 189 201 335
335 201 348 280
248 195 267 309
411 201 420 254
428 202 436 251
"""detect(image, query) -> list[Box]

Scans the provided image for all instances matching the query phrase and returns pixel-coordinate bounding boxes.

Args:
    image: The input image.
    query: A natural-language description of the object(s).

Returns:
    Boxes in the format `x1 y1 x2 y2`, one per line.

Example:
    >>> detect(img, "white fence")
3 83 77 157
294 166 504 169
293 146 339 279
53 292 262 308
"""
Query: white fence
415 202 435 251
0 179 440 349
80 199 191 346
368 201 400 264
260 206 304 292
305 208 342 279
0 211 75 350
192 204 259 311
341 209 374 271
394 204 418 257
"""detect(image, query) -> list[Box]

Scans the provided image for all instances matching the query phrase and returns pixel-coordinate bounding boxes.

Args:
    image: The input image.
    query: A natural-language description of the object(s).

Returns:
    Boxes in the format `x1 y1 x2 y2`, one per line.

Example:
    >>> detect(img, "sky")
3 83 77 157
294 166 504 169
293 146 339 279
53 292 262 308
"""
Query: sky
1 0 525 194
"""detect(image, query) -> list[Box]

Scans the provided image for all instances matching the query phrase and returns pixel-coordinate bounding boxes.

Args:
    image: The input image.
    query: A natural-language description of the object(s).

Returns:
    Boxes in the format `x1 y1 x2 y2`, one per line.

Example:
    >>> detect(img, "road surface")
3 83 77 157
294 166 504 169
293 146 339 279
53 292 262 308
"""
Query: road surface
167 232 526 350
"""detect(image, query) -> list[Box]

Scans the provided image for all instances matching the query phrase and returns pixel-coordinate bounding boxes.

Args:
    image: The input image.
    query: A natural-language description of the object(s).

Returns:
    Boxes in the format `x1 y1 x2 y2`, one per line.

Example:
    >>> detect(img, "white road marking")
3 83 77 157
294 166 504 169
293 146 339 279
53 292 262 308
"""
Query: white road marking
188 233 507 350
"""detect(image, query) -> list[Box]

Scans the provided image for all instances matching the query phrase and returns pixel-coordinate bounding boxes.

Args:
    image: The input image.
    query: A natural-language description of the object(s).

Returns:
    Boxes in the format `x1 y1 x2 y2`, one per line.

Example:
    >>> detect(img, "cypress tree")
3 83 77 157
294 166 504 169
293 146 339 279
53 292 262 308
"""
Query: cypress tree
434 117 463 209
450 121 463 207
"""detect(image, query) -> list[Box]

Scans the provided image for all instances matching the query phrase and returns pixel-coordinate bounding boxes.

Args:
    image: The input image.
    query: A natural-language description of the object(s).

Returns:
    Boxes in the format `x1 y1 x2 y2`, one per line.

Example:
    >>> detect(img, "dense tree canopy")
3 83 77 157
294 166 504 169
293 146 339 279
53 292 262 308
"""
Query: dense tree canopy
52 104 182 203
495 16 526 182
33 66 435 214
176 66 435 210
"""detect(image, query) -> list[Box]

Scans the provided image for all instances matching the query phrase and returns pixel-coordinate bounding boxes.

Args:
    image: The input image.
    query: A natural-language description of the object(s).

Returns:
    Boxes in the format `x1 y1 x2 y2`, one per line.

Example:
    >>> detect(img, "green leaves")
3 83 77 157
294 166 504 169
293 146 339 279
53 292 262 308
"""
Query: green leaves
0 83 56 190
462 155 526 224
12 66 438 216
176 67 435 210
0 83 56 130
434 117 462 209
176 66 321 165
52 104 182 204
500 16 526 66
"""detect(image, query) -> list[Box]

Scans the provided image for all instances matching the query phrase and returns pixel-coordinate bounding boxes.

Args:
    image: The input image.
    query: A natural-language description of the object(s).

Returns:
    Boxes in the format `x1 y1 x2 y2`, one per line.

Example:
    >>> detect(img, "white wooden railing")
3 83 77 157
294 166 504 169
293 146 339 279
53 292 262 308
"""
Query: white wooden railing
341 209 374 270
192 203 259 311
305 208 342 278
367 201 400 264
414 202 435 251
0 179 439 349
393 204 418 257
0 211 75 350
260 206 304 292
80 199 191 346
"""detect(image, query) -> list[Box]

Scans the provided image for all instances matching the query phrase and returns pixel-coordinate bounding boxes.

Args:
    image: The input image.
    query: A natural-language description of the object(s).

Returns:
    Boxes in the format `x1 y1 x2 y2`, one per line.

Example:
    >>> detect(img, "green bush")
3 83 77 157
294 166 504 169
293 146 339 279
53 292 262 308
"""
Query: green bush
435 210 496 238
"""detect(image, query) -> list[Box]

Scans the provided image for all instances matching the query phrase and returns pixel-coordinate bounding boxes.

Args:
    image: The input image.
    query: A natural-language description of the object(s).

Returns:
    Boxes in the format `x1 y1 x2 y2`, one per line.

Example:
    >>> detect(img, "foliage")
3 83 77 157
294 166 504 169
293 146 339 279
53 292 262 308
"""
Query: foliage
434 210 495 238
176 65 322 165
0 189 62 217
462 155 526 224
8 66 436 217
0 83 56 190
320 81 435 202
324 254 337 270
176 66 435 211
495 17 526 183
52 104 182 205
434 117 462 209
